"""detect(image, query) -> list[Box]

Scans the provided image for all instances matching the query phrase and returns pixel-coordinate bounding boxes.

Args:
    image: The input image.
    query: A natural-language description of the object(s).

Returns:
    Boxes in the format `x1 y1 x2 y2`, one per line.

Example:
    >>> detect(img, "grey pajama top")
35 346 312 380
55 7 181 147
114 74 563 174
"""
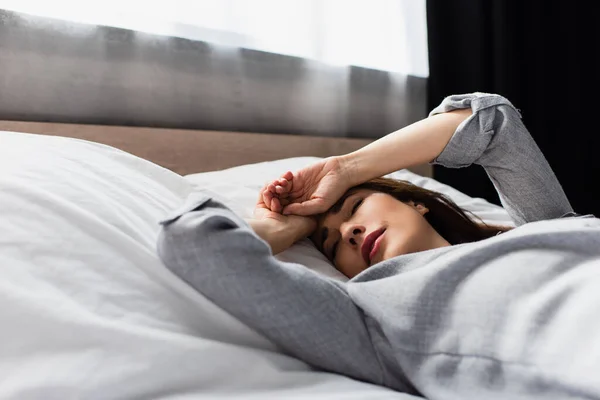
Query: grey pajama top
157 93 600 400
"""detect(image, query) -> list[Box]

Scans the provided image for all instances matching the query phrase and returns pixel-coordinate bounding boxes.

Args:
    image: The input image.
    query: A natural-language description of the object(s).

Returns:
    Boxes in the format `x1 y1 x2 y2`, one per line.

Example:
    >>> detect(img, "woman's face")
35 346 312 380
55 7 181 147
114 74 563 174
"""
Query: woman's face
311 189 450 278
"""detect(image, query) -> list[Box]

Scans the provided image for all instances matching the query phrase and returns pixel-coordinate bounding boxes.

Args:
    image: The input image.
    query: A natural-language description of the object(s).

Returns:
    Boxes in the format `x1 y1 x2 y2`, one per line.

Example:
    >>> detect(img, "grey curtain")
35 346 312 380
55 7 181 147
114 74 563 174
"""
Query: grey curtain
0 10 427 139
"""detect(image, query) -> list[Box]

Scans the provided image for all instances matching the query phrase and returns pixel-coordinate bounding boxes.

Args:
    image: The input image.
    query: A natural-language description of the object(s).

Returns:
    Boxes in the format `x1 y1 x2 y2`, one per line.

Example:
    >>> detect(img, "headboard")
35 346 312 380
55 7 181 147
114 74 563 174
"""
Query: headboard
0 120 433 178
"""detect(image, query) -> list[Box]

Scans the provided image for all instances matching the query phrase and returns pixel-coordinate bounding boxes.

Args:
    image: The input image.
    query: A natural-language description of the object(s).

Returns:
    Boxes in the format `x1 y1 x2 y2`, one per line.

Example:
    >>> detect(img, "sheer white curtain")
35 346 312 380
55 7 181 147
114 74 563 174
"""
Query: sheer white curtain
0 0 428 77
1 0 429 137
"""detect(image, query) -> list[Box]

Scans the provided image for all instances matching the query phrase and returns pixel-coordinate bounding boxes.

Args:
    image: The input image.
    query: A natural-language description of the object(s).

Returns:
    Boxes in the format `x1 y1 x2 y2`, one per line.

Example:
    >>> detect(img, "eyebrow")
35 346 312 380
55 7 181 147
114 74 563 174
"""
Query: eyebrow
319 191 356 255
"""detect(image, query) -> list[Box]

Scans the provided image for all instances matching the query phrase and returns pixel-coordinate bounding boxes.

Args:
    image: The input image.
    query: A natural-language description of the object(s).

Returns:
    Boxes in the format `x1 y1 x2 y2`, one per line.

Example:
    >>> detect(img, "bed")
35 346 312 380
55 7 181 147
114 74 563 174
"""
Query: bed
0 121 513 399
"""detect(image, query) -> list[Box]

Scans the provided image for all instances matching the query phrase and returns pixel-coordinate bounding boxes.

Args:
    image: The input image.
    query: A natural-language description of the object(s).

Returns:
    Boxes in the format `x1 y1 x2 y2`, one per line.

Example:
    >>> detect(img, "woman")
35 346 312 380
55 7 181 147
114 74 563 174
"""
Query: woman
157 93 600 399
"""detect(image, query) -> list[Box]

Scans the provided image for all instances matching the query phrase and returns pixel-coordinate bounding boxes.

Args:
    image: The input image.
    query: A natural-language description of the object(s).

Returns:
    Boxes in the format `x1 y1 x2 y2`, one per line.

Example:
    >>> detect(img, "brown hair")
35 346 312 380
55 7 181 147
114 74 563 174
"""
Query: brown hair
334 177 513 244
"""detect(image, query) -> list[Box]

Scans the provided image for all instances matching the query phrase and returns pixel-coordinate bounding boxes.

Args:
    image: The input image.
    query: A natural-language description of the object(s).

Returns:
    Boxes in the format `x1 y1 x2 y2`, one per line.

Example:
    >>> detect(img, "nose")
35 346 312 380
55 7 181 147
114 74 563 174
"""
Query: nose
341 223 365 246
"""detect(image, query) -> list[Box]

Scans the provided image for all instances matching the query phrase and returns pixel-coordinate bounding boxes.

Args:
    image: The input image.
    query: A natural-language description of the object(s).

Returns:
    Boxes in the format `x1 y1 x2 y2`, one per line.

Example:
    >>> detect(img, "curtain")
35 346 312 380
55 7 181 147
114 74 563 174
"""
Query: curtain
426 0 599 216
0 1 429 139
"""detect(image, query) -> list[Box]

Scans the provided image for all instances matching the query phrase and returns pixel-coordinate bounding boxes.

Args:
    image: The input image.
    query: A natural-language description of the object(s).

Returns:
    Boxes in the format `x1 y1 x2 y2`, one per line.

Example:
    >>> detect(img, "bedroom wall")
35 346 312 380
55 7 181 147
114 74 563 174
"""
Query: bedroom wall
0 9 427 140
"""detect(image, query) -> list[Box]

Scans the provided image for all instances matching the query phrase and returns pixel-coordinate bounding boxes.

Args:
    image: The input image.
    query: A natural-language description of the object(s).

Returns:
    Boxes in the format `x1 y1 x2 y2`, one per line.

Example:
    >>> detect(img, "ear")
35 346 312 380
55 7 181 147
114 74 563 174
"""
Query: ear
407 200 429 215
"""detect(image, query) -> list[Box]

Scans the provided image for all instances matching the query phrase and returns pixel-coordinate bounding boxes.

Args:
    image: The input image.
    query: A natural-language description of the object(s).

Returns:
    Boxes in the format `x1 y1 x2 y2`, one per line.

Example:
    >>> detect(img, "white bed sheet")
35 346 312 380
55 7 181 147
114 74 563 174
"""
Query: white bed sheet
0 131 420 399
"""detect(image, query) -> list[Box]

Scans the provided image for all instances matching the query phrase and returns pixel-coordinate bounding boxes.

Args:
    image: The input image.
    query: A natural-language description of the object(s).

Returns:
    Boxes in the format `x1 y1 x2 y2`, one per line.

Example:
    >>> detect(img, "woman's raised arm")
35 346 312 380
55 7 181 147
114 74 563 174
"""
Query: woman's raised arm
272 93 573 225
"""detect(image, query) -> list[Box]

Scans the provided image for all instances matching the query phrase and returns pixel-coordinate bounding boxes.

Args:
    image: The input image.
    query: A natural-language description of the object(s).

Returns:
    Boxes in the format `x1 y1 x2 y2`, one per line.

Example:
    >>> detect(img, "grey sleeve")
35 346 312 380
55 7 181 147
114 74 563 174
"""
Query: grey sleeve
429 92 573 226
155 194 387 388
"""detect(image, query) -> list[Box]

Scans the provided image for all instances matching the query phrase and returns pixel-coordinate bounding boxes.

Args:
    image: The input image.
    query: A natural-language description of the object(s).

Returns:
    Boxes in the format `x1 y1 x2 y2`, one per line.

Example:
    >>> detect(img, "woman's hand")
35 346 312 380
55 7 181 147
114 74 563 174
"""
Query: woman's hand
248 189 317 254
262 157 354 216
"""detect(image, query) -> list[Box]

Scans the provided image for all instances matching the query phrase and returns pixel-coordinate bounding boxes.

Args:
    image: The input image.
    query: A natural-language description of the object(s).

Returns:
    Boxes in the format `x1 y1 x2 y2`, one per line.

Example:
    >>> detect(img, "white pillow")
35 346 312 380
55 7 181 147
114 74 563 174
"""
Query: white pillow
184 156 513 282
2 132 409 399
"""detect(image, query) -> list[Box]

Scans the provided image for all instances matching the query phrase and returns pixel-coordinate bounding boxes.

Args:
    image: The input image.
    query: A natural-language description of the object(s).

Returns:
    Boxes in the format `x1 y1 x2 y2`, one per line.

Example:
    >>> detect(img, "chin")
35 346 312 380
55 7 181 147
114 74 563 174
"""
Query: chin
377 244 406 263
372 250 391 266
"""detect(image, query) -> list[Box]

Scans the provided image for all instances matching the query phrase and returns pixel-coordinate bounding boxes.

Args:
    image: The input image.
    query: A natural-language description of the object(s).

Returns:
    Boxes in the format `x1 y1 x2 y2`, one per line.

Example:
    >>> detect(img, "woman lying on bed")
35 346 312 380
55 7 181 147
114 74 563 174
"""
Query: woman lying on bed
157 93 600 399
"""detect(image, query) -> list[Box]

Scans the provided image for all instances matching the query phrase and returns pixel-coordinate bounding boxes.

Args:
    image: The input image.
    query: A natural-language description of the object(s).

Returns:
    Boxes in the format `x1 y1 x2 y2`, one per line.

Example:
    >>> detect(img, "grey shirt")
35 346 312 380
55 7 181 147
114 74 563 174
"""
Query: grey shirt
157 93 600 399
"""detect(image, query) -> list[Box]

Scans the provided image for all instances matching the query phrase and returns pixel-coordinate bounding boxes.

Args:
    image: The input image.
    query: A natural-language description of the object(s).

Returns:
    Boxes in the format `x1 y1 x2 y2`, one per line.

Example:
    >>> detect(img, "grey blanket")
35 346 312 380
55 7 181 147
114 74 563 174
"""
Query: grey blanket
157 93 600 399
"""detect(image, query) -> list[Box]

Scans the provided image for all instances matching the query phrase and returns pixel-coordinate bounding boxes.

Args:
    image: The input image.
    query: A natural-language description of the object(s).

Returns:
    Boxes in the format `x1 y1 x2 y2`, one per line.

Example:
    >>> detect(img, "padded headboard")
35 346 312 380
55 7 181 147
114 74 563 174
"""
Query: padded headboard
0 120 433 178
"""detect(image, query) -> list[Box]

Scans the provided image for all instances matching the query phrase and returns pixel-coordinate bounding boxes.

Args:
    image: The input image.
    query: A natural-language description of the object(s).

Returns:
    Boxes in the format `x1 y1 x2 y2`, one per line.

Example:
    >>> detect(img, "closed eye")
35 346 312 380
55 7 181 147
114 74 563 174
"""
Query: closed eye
351 199 363 215
331 198 363 262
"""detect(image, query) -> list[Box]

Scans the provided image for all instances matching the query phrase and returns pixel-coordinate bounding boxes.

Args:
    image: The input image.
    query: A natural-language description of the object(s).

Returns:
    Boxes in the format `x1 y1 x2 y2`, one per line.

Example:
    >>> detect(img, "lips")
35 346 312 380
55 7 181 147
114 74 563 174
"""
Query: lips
361 228 386 265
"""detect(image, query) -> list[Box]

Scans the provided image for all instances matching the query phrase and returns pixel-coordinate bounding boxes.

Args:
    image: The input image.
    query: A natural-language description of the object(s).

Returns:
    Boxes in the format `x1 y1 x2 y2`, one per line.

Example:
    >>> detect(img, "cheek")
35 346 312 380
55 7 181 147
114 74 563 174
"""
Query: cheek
337 245 365 277
338 246 359 269
388 208 419 228
383 212 431 256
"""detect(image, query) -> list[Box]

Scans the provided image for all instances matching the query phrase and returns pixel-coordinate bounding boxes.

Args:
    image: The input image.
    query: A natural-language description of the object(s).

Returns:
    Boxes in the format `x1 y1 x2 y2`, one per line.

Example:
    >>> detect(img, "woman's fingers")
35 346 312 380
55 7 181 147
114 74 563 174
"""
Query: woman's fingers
272 197 282 213
263 187 273 200
262 187 286 212
265 178 290 199
278 178 289 186
274 178 289 193
260 173 294 211
262 188 274 208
